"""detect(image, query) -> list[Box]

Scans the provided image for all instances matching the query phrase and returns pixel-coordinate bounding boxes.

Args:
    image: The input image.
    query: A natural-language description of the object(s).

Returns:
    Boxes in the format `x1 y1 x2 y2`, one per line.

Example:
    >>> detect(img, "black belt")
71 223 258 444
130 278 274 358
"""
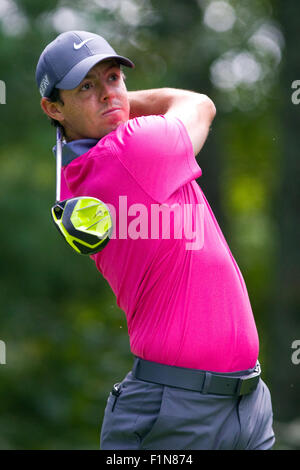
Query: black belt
132 357 261 396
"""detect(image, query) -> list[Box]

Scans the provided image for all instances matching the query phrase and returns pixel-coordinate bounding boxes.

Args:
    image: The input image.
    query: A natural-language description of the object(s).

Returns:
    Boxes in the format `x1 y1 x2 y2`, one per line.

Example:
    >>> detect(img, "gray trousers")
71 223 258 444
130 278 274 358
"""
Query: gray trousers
100 368 275 450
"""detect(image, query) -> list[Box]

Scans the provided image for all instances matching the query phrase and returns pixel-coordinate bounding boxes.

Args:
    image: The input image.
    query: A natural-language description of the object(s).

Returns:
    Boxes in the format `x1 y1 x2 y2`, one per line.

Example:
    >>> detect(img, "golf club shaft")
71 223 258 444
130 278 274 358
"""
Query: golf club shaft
56 127 63 203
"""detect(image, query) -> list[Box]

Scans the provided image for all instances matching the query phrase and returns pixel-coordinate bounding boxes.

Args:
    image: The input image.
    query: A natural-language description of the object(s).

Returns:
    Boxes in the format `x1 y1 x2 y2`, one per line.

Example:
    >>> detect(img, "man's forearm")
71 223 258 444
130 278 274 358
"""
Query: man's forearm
128 88 210 119
128 87 216 156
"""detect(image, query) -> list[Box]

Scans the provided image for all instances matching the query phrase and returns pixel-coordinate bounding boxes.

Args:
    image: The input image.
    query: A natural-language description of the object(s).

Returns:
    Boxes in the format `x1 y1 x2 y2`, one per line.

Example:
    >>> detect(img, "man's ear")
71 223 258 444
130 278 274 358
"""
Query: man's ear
40 97 64 124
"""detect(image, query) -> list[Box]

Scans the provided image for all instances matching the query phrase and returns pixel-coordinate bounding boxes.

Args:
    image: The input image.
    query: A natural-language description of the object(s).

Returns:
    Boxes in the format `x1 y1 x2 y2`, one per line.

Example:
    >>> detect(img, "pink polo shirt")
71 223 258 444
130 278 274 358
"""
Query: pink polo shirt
61 115 259 373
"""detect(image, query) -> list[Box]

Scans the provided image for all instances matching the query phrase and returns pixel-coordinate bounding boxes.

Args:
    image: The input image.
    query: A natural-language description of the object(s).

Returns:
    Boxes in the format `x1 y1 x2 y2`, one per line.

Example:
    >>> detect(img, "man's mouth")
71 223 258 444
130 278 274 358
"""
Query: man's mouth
102 107 121 116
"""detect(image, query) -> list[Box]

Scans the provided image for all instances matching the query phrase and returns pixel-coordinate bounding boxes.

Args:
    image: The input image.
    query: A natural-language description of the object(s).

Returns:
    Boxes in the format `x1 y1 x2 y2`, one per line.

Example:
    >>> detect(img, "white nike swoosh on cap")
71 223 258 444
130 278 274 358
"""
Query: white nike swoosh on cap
73 38 94 50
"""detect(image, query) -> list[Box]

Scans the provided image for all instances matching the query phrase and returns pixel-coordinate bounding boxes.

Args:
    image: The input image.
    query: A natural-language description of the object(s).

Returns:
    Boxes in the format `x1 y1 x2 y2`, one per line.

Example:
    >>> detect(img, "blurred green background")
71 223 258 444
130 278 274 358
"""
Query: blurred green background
0 0 299 449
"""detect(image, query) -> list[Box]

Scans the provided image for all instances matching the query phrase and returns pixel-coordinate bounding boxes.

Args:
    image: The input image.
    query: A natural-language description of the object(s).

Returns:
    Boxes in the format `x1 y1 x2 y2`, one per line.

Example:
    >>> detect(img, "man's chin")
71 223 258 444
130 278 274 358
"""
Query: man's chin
97 121 127 139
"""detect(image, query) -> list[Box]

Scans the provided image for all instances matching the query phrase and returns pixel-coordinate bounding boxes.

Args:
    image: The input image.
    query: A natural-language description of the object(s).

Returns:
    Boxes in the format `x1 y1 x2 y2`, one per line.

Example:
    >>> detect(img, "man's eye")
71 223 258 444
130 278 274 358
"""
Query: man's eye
81 82 93 91
109 73 119 82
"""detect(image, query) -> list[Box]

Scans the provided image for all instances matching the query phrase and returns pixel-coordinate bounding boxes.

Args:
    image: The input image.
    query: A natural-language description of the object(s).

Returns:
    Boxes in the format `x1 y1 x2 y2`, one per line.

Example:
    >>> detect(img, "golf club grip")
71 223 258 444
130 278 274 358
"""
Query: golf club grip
56 127 62 202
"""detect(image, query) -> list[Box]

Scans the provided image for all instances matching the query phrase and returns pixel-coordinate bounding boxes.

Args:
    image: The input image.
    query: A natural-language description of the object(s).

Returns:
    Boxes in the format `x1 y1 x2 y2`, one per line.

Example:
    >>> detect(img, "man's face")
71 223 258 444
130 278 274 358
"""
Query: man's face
50 60 130 141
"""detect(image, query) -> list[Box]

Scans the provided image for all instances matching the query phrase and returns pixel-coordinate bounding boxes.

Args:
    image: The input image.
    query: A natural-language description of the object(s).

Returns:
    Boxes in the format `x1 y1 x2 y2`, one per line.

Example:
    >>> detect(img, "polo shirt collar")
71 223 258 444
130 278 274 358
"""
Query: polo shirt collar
52 138 99 166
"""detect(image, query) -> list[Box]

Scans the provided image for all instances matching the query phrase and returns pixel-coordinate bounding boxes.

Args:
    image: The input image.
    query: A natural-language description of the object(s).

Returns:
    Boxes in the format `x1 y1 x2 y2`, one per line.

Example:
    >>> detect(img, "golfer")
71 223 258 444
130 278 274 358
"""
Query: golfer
36 30 275 450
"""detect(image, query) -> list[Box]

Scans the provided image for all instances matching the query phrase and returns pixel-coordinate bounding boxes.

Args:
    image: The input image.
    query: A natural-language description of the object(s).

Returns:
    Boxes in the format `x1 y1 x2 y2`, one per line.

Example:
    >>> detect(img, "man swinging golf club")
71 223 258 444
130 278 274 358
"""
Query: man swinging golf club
36 30 275 450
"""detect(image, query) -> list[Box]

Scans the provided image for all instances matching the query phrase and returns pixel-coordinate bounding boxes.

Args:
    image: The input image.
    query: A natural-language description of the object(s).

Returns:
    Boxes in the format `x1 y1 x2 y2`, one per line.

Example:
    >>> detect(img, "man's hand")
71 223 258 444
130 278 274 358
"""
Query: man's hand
128 88 216 156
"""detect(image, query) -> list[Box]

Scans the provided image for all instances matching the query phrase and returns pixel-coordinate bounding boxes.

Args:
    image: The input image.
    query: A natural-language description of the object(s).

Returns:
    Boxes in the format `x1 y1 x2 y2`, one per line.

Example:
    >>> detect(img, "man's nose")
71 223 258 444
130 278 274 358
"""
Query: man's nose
99 83 115 102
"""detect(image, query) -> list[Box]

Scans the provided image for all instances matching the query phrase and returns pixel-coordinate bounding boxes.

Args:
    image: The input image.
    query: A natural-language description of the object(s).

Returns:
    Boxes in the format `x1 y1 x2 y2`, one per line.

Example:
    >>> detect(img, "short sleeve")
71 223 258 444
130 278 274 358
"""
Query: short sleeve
109 115 202 203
